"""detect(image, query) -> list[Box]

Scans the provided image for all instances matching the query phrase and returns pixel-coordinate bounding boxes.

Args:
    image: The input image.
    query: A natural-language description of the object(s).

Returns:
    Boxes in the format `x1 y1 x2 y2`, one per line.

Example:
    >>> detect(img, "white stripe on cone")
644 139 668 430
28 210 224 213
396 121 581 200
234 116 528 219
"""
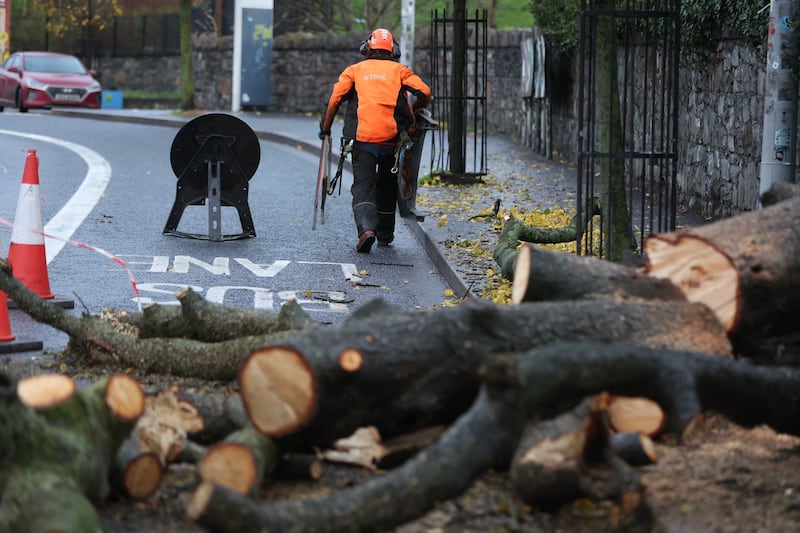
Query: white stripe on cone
10 184 47 246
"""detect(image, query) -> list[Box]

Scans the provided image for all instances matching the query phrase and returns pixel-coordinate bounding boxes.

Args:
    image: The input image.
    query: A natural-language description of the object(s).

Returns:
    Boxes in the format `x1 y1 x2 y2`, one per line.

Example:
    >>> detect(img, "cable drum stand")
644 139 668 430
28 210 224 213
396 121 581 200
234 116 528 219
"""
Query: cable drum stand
163 114 260 241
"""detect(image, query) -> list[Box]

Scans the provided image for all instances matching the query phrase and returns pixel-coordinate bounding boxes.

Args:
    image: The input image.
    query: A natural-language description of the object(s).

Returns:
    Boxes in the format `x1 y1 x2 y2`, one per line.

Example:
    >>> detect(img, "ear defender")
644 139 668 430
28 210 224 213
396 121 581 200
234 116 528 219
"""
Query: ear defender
359 35 371 56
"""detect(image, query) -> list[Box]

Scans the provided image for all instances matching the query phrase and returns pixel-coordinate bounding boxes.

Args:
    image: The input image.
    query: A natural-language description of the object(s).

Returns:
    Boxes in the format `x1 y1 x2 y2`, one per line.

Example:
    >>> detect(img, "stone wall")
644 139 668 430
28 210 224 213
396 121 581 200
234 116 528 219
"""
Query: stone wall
92 30 798 217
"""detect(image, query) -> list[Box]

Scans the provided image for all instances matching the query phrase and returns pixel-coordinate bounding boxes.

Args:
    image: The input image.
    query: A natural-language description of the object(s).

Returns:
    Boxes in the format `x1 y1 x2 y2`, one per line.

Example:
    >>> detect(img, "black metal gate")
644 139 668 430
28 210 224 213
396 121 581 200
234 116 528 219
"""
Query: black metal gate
429 9 488 183
577 0 680 260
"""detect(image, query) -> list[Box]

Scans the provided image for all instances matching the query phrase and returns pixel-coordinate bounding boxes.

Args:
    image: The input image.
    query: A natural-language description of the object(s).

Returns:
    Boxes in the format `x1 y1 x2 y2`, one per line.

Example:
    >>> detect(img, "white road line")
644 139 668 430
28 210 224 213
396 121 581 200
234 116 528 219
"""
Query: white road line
0 129 111 264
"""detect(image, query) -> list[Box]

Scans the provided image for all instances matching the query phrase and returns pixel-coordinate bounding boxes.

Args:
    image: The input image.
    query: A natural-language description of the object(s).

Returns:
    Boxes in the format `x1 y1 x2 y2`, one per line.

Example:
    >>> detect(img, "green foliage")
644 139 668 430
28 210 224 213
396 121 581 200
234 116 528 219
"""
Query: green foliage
530 0 770 61
530 0 581 50
680 0 769 60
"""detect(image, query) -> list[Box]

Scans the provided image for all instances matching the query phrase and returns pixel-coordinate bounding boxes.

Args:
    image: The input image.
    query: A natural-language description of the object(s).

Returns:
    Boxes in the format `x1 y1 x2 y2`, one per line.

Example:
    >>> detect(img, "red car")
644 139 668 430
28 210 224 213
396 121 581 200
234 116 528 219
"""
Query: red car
0 51 102 112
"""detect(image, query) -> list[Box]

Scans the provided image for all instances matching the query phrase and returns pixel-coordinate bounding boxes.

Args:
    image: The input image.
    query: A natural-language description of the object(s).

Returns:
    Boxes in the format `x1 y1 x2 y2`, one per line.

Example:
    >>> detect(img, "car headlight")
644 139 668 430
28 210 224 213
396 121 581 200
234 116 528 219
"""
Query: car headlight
88 82 101 91
26 78 48 90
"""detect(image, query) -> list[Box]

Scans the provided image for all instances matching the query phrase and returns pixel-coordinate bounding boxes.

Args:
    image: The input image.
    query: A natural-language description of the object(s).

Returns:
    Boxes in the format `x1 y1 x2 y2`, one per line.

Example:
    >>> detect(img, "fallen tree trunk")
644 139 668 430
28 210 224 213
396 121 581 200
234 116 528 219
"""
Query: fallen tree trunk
235 297 730 446
644 188 800 348
188 337 800 532
0 258 732 447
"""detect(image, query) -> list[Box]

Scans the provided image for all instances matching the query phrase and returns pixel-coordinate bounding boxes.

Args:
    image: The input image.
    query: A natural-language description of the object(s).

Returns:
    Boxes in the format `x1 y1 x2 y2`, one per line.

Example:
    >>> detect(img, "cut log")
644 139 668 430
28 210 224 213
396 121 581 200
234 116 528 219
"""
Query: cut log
238 346 317 438
0 373 144 531
644 191 800 347
236 298 730 447
111 436 164 500
511 244 685 304
199 426 279 496
603 395 666 438
16 373 76 408
510 396 606 509
187 386 525 533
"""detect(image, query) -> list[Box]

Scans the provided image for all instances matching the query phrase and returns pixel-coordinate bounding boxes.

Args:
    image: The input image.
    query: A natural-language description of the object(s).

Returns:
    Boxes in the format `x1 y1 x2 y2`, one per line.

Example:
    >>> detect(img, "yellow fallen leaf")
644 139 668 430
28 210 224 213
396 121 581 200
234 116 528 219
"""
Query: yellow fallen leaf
437 214 447 227
443 288 455 297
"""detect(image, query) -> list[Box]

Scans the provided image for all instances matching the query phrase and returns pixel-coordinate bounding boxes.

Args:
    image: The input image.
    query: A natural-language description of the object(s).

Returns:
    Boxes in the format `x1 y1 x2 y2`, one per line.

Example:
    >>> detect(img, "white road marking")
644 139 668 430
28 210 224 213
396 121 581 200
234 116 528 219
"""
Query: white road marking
0 129 111 264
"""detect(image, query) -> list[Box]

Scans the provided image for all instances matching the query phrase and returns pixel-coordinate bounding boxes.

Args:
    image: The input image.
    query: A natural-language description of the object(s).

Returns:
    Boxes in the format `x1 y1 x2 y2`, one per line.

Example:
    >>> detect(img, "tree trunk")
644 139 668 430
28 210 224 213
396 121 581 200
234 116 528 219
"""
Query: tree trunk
510 243 685 304
235 297 730 447
179 0 195 110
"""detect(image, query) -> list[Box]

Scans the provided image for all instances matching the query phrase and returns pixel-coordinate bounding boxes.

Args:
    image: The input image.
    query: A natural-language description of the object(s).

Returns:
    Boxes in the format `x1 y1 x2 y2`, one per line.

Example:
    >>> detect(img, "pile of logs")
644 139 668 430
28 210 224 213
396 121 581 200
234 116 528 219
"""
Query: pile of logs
1 184 800 532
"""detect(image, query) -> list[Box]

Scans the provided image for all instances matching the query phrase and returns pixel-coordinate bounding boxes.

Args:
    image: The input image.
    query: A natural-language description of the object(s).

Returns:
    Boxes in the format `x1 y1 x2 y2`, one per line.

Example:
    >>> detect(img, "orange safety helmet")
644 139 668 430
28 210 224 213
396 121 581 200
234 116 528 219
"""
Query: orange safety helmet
360 28 401 58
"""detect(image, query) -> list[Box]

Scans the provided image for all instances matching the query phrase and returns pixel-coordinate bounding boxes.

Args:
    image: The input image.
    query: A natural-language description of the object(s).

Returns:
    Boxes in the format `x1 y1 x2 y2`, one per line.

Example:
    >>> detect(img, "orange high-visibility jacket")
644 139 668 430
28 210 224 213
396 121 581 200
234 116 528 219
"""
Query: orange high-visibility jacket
321 57 431 144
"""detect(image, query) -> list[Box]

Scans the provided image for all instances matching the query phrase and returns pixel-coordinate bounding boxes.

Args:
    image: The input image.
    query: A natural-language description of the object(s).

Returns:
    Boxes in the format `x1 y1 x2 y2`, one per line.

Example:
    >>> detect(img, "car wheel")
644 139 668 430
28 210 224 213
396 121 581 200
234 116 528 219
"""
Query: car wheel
16 88 29 113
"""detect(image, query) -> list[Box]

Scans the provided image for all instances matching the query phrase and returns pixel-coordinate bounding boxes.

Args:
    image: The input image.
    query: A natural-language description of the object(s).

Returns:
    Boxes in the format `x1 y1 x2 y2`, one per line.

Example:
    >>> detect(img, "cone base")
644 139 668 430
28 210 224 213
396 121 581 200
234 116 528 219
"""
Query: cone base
6 296 76 310
0 337 44 354
7 243 55 300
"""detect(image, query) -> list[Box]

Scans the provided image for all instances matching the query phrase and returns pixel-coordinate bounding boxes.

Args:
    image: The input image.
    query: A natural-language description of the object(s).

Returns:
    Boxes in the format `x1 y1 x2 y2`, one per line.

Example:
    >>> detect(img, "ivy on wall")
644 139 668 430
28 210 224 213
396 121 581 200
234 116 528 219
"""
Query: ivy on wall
530 0 770 62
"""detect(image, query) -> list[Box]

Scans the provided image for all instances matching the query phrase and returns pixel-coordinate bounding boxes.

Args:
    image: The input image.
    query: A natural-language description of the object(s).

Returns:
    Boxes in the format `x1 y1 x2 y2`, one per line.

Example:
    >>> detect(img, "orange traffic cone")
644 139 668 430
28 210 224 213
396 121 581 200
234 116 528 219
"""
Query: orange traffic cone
1 233 44 354
0 292 15 343
8 149 54 299
7 150 73 309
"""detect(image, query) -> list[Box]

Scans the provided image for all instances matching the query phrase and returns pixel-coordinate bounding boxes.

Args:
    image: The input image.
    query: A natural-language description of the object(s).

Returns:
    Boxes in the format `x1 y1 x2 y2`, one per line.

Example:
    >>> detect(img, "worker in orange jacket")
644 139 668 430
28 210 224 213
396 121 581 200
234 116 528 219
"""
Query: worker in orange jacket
319 28 431 253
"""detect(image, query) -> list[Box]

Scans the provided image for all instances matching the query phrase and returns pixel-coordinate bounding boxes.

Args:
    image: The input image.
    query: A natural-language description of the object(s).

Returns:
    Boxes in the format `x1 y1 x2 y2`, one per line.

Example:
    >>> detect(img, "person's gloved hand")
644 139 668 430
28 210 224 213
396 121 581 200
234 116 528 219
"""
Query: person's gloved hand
317 129 330 140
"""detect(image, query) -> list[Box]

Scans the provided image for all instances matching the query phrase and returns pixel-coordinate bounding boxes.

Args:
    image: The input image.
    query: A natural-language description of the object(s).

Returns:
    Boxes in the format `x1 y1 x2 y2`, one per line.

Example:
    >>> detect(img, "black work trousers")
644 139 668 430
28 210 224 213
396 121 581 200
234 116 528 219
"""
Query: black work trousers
350 142 398 242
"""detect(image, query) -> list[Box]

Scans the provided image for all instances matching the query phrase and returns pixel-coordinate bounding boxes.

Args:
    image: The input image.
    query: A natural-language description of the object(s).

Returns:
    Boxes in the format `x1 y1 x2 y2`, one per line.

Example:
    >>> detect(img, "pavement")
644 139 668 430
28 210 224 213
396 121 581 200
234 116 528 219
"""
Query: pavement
49 107 582 300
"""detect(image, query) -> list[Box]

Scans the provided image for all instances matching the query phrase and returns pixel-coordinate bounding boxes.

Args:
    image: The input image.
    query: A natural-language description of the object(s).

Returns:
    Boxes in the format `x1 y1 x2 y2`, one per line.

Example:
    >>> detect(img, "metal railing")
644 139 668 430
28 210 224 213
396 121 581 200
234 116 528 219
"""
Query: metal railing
577 0 680 259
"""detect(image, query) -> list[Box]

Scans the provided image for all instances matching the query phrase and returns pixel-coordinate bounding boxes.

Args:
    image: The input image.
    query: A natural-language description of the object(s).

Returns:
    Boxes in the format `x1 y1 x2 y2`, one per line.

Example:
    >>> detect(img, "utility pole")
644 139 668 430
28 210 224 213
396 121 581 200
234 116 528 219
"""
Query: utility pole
759 0 799 200
400 0 414 68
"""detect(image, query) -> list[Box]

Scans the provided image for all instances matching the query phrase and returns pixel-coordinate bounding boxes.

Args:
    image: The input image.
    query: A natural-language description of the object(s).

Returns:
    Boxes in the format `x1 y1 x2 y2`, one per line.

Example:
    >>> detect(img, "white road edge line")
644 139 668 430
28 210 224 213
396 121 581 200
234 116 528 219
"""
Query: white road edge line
0 129 111 264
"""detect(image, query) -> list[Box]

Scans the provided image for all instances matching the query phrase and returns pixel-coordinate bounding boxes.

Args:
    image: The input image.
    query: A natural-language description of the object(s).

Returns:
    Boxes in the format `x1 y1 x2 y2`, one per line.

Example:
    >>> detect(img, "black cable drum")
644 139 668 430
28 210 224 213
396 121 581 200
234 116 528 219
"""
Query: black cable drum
169 113 261 189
